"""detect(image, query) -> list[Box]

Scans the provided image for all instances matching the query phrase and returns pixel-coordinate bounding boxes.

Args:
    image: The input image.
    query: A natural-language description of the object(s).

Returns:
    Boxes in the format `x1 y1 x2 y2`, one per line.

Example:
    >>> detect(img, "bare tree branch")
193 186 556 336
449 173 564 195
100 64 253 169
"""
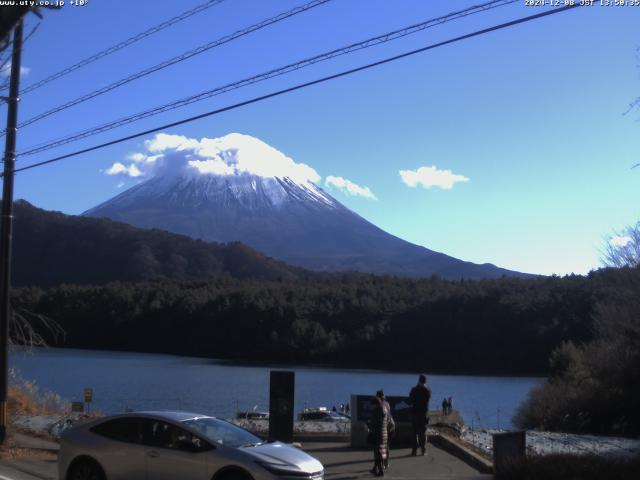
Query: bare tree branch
602 221 640 268
9 308 65 350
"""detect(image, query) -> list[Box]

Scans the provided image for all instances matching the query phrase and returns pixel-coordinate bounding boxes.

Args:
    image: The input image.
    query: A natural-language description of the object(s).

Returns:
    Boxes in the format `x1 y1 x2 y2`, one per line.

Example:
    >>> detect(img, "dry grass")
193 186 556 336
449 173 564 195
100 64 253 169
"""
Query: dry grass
8 369 66 416
0 369 65 460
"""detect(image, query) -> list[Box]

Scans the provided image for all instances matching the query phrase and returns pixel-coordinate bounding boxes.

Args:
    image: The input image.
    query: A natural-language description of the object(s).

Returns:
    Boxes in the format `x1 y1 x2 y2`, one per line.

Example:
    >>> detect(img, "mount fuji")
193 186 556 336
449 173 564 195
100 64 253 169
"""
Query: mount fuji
85 133 525 279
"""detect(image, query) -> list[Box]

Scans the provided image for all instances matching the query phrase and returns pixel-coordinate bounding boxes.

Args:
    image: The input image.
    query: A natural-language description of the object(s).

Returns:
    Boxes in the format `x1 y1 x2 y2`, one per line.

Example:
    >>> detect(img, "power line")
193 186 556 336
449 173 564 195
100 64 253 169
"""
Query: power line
0 0 226 96
0 22 40 93
19 0 518 157
8 3 581 176
7 0 331 135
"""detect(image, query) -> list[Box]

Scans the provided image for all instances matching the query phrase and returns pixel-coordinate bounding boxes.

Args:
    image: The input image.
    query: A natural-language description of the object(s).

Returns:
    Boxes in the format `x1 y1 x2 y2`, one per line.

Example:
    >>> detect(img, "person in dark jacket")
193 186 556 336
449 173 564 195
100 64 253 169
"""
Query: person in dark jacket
408 374 431 456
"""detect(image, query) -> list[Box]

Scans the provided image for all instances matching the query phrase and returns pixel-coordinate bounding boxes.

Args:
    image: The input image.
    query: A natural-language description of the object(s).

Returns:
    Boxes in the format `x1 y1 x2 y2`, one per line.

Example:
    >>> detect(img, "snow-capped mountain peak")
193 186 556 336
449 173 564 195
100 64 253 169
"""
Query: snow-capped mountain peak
97 132 337 210
122 132 319 185
87 132 525 280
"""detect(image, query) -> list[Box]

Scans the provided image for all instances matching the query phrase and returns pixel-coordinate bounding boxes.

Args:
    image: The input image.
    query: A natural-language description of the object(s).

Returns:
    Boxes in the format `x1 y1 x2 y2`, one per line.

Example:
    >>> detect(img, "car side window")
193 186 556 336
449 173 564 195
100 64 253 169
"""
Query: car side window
90 418 143 444
144 420 211 452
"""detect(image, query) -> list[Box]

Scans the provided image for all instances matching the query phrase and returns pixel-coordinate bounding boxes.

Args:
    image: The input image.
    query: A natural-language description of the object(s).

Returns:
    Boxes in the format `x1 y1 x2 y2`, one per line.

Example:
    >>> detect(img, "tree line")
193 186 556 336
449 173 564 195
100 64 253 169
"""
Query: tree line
12 266 631 376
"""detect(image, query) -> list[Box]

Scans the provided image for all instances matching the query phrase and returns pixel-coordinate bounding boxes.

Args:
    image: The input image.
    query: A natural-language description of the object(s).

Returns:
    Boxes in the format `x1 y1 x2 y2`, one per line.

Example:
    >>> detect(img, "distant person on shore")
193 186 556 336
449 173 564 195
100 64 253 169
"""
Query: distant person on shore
408 374 431 456
446 396 453 415
332 405 337 412
442 397 447 415
345 403 350 415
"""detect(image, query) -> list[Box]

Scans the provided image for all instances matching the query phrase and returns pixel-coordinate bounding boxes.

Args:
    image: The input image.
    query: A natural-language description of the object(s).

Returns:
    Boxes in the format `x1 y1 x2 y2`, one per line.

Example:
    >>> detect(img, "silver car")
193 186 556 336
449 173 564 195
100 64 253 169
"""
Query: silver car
58 411 324 480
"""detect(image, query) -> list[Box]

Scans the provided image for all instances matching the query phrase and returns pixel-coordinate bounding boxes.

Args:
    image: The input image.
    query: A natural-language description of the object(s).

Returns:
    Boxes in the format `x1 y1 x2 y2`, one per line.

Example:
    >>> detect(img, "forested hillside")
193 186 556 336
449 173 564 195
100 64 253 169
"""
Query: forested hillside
12 200 301 286
13 268 628 375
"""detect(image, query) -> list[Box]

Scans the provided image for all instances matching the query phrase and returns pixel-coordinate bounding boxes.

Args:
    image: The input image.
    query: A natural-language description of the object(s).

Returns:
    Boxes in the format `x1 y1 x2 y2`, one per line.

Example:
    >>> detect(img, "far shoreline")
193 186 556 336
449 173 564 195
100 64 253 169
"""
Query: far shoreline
10 345 547 379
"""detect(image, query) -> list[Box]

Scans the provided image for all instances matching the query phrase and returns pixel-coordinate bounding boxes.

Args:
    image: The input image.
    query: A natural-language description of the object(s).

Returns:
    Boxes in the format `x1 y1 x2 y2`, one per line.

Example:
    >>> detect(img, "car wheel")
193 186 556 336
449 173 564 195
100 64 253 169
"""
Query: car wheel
69 458 106 480
216 470 253 480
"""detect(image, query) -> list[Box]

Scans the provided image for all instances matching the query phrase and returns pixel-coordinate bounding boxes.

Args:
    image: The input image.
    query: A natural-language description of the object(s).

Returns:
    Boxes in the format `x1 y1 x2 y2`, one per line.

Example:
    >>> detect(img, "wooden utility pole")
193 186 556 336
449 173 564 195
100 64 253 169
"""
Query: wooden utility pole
0 19 23 445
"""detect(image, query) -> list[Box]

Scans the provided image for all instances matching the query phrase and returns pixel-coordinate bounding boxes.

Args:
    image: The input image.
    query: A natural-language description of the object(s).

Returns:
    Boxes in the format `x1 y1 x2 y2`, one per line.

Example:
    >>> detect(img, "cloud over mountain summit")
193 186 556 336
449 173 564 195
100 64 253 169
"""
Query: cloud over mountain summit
106 132 321 185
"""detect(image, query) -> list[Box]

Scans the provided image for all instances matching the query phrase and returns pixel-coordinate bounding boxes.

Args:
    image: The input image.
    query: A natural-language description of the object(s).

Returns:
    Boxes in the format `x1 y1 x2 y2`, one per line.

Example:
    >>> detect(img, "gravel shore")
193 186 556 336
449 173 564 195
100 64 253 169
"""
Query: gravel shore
461 428 640 459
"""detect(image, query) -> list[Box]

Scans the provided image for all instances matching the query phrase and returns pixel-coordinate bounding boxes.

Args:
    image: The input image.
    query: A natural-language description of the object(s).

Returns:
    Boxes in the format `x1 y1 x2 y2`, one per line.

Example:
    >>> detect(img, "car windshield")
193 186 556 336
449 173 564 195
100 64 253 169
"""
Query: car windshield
182 417 262 448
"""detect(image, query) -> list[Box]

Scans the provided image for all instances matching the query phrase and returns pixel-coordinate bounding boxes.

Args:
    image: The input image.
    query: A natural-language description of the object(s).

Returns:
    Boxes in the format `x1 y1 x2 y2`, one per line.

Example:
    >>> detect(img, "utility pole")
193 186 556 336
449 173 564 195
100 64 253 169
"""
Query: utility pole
0 19 23 445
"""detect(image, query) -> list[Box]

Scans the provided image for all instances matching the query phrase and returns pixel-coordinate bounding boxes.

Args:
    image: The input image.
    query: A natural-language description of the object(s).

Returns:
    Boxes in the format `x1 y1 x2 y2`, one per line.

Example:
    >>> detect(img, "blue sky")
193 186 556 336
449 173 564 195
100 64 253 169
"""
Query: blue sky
8 0 639 276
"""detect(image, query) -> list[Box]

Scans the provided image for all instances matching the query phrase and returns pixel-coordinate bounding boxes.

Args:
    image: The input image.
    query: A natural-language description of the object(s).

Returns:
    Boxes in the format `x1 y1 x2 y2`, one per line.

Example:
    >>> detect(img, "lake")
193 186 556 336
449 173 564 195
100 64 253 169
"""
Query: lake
10 348 542 430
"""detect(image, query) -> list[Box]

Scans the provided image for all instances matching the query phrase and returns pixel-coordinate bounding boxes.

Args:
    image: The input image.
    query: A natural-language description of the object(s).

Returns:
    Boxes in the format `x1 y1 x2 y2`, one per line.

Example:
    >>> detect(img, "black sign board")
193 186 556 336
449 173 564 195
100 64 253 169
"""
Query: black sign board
268 371 294 443
493 431 526 474
355 395 413 423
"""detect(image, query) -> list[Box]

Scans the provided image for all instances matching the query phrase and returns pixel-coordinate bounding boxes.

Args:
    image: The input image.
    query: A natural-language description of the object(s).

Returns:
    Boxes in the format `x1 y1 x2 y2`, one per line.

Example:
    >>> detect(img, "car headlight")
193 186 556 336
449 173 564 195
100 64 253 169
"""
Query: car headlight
256 461 323 479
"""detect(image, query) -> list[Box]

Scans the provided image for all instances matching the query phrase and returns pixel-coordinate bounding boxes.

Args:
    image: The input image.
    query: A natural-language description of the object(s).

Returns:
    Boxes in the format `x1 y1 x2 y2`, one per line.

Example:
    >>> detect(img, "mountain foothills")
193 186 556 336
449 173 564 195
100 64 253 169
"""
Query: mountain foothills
84 133 526 280
10 198 637 374
12 200 301 287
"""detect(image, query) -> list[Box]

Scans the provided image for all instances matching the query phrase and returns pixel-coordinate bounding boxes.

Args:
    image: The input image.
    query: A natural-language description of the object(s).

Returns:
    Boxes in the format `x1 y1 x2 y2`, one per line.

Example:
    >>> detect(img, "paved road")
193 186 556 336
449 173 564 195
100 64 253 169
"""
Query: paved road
0 442 489 480
0 459 56 480
304 442 490 480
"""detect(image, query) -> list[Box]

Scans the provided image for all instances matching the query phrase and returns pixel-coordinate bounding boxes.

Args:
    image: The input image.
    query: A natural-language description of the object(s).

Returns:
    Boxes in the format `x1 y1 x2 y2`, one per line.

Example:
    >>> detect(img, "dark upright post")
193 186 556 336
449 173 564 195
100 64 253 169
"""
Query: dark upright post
268 371 294 443
0 19 23 445
493 431 526 475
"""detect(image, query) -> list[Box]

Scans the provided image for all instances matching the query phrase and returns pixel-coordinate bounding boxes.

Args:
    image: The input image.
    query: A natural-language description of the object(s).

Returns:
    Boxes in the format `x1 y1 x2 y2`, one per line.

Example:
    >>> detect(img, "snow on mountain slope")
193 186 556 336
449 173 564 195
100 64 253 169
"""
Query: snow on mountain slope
86 133 527 279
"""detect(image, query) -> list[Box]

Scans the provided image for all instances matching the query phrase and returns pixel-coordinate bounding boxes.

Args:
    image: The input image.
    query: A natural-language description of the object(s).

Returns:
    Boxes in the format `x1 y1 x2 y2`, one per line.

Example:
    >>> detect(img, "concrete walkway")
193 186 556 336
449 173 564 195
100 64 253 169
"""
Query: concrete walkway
303 442 491 480
12 435 58 453
0 438 490 480
0 459 56 480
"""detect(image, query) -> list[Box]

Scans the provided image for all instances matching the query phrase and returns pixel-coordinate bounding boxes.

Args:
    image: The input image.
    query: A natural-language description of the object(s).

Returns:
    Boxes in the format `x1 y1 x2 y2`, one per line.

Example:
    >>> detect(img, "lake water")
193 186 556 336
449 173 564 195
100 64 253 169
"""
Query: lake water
9 348 542 430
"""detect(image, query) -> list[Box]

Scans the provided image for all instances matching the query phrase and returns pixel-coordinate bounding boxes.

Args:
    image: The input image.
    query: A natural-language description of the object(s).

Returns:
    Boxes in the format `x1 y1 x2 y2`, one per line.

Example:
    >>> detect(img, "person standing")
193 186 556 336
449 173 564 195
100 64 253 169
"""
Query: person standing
408 374 431 456
377 390 395 471
368 392 394 476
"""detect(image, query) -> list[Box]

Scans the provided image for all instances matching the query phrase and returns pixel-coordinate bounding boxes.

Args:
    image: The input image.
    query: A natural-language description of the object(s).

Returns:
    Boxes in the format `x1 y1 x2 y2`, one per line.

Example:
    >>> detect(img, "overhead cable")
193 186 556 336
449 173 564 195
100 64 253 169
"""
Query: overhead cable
19 0 517 156
2 0 227 96
9 3 581 176
8 0 332 134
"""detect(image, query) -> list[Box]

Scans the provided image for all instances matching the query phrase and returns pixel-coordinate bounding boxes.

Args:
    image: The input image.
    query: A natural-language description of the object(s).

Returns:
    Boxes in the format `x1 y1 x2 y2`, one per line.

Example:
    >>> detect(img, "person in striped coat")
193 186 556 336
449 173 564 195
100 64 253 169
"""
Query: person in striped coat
369 390 395 476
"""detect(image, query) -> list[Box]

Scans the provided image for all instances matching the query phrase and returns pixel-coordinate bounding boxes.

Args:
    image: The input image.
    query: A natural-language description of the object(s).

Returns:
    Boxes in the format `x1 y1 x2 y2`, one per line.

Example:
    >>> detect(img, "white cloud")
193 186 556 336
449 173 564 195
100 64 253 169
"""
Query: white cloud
399 165 469 190
126 152 162 164
609 235 632 247
325 175 377 200
188 158 234 175
145 133 200 153
105 162 143 177
116 181 125 189
106 132 321 184
0 63 30 77
126 153 147 162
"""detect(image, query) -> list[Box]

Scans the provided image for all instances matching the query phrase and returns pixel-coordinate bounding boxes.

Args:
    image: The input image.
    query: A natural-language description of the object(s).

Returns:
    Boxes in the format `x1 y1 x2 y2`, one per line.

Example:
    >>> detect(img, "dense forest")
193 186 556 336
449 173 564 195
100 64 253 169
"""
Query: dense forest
12 267 631 375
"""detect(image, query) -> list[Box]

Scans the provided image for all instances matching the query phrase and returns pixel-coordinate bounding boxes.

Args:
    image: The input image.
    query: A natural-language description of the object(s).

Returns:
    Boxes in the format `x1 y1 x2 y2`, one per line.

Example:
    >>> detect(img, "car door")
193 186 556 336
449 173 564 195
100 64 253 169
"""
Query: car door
89 417 147 480
142 419 210 480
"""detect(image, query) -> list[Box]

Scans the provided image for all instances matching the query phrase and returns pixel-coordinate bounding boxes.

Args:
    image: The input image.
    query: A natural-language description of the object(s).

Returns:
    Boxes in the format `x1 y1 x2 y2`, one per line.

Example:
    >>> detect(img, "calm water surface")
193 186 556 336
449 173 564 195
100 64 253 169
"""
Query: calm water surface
10 348 542 430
